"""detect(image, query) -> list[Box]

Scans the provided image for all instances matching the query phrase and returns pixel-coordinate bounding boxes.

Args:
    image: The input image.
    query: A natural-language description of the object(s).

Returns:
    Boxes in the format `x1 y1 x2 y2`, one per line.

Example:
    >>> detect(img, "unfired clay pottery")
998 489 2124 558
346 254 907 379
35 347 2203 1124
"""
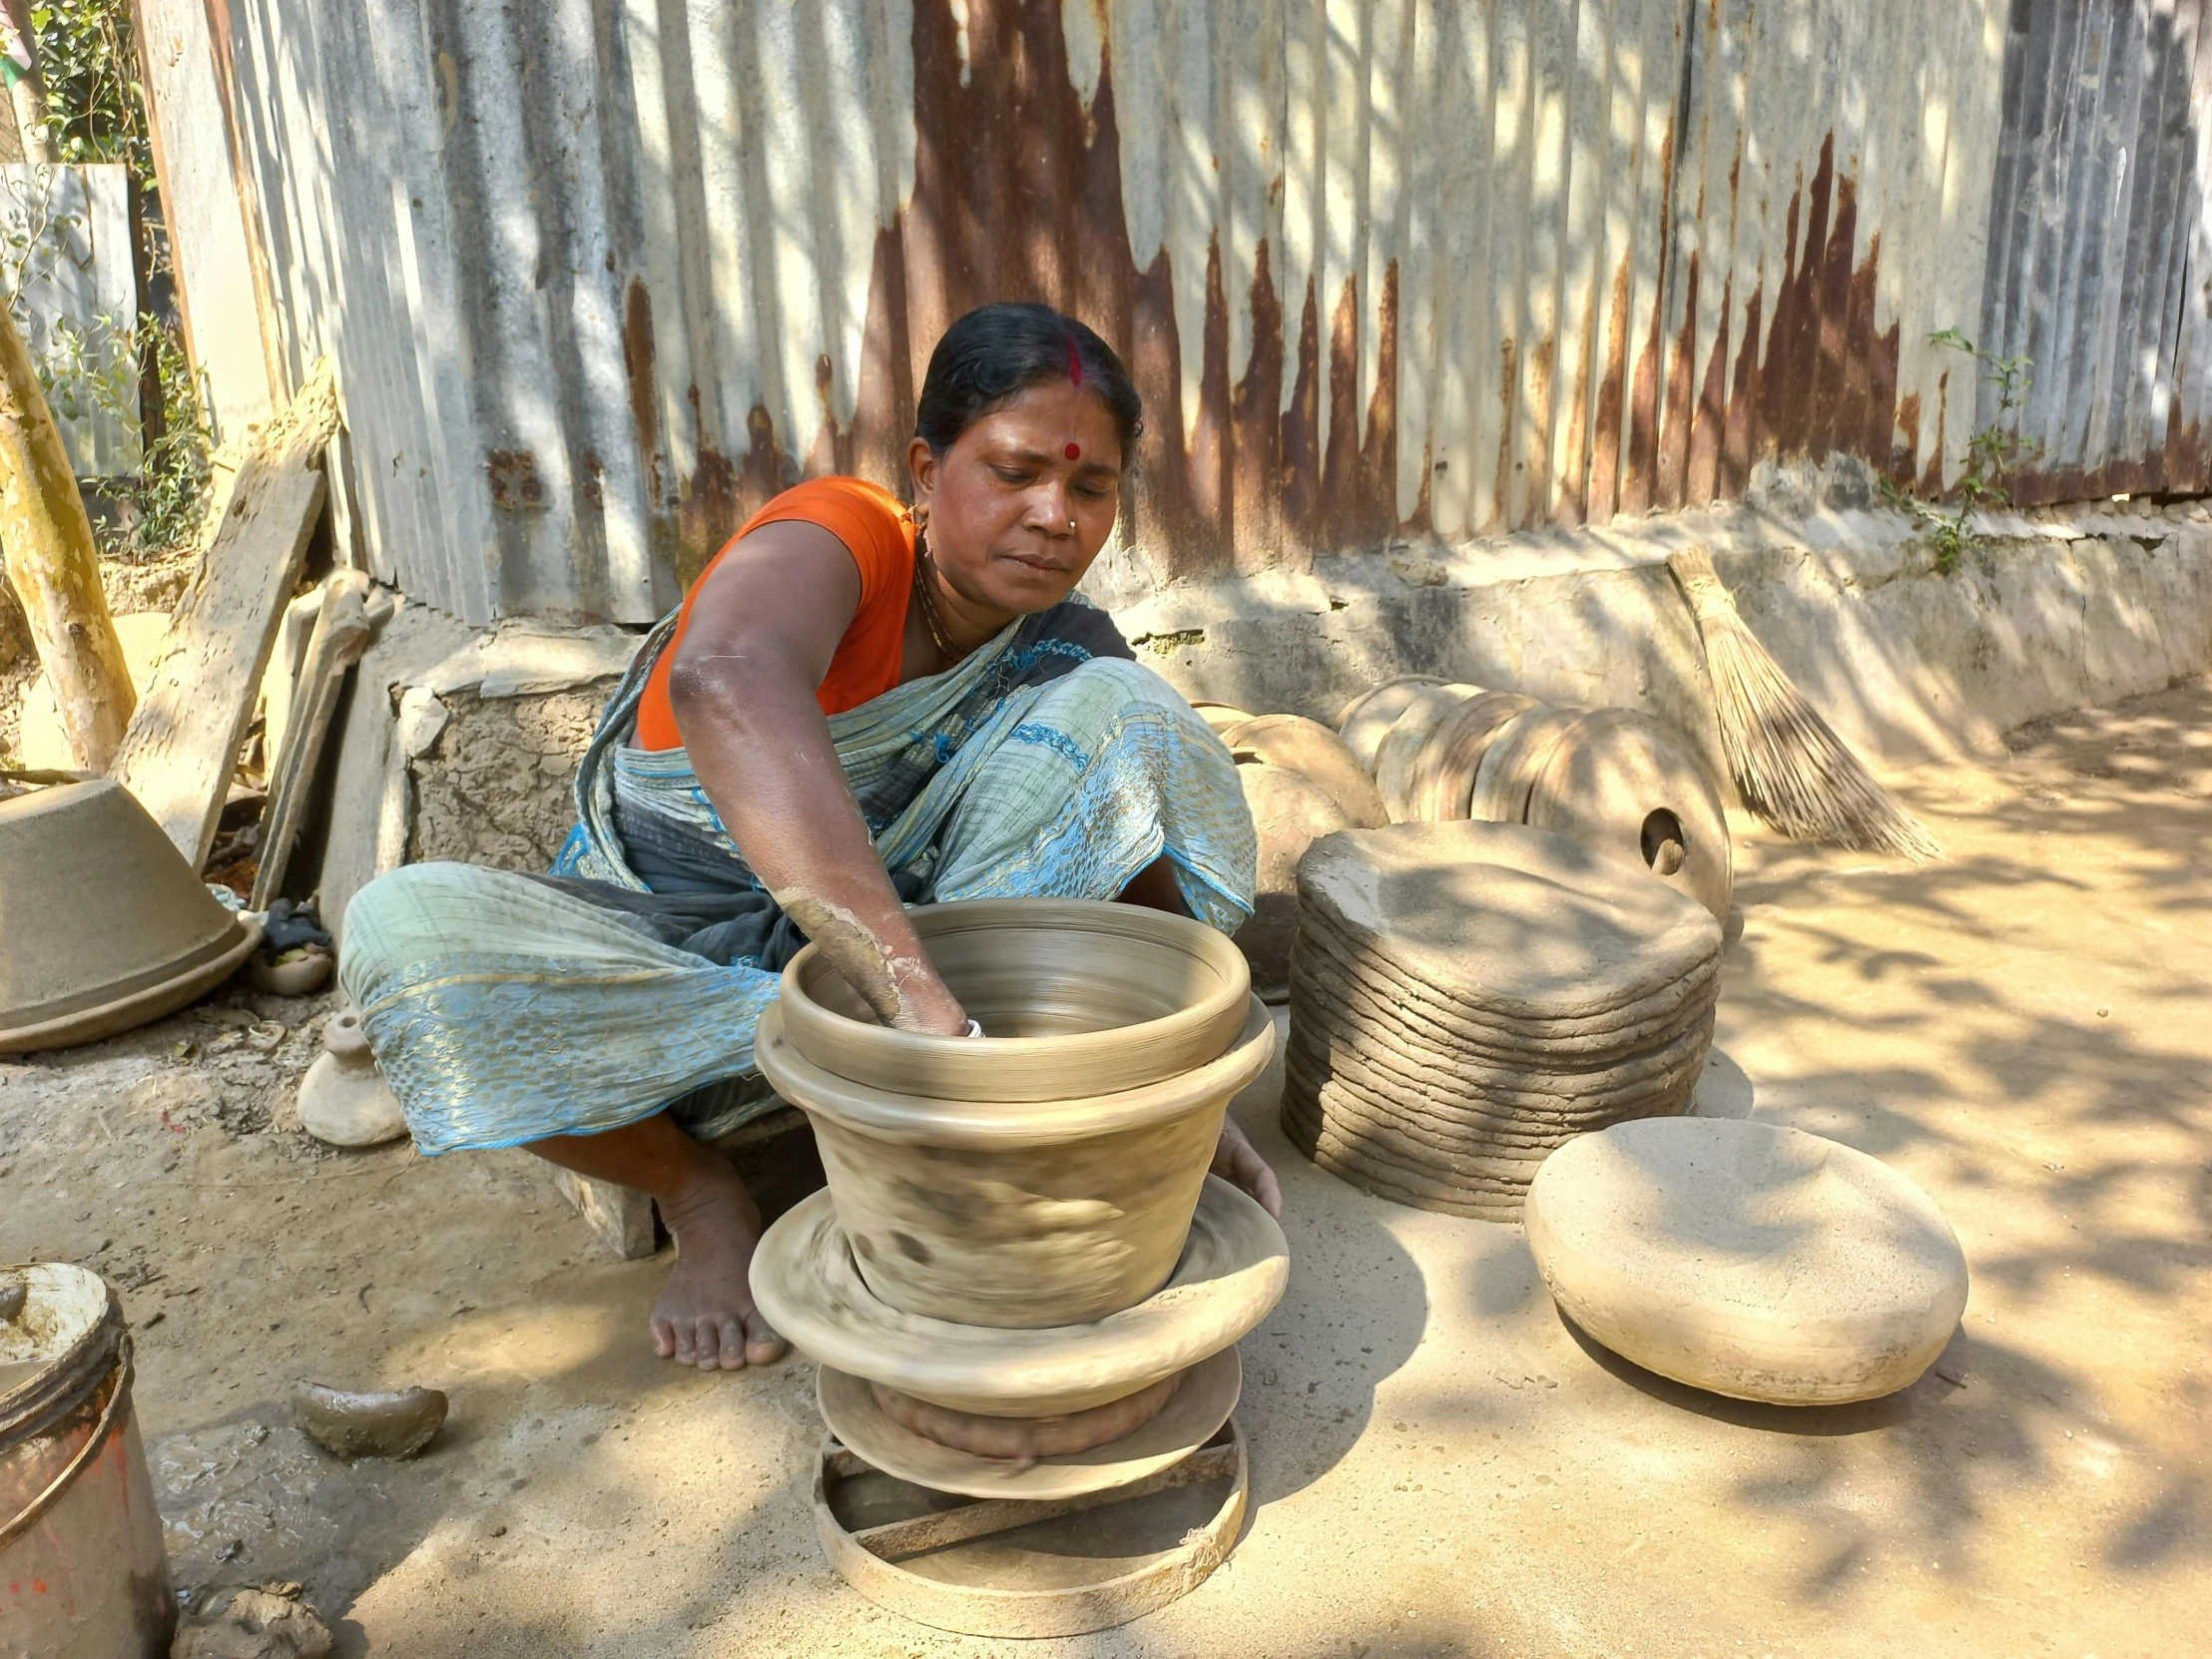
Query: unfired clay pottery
817 1347 1243 1501
1282 823 1721 1219
757 983 1275 1328
1373 683 1483 823
1525 1118 1969 1403
869 1369 1183 1461
1335 677 1448 773
1404 691 1539 822
1219 715 1387 828
250 943 334 997
0 780 261 1053
748 1178 1288 1417
296 1007 407 1148
1190 702 1253 732
1524 707 1734 921
1466 705 1585 826
777 898 1251 1103
1231 758 1368 988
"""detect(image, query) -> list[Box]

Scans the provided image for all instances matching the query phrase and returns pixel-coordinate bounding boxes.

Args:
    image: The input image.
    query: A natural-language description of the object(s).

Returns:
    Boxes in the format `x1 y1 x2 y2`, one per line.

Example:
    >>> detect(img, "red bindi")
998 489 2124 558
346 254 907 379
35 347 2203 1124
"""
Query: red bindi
1064 441 1082 460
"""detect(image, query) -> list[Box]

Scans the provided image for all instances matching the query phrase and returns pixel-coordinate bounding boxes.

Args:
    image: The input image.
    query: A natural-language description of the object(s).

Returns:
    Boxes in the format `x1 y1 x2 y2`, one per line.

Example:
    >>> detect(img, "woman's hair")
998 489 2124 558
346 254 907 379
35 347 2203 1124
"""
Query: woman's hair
914 302 1143 463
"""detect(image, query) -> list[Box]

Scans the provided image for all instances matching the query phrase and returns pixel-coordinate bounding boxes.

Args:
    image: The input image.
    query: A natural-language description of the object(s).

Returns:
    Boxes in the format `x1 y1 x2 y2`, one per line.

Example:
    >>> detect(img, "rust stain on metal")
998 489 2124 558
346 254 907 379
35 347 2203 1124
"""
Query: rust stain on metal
1588 254 1632 522
1656 248 1700 510
1319 275 1365 543
1623 121 1676 516
1491 334 1517 536
1920 370 1948 497
1522 332 1554 531
1282 274 1323 531
1230 238 1286 565
1190 230 1231 534
1687 270 1731 505
1357 261 1400 544
622 278 661 500
485 449 546 512
1557 275 1599 526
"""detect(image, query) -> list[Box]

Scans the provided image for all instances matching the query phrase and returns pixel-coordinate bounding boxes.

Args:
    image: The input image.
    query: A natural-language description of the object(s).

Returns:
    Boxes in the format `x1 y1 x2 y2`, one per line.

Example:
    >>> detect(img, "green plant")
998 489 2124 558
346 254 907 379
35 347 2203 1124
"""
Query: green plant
1884 327 2038 574
27 0 153 185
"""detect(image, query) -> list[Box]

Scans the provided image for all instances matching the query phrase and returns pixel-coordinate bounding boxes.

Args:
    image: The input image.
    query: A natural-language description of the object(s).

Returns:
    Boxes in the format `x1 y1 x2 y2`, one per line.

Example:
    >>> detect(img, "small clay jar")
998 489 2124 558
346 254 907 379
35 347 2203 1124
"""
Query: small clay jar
296 1006 407 1148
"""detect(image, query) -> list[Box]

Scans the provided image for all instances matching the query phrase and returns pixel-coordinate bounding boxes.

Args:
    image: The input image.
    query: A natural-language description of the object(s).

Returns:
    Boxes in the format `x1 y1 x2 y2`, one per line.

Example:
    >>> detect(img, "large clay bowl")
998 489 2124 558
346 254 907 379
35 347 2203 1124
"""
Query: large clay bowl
1335 676 1448 773
1526 1119 1969 1404
1406 691 1539 822
777 899 1251 1103
1374 683 1483 823
750 1176 1288 1412
1219 716 1387 827
757 997 1276 1327
1523 708 1734 921
0 781 259 1053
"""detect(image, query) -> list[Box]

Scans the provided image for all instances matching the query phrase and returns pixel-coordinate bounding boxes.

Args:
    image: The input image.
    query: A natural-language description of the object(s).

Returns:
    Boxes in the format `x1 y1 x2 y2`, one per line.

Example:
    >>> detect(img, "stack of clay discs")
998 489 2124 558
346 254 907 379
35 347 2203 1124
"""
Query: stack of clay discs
1282 821 1723 1220
1221 716 1387 987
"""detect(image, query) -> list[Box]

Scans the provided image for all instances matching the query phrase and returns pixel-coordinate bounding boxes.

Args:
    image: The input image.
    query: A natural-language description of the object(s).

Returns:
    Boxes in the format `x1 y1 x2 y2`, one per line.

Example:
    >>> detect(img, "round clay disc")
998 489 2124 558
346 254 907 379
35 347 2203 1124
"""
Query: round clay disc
1191 702 1253 733
1466 705 1584 826
1523 708 1734 921
1374 684 1484 823
1220 715 1386 827
1404 692 1539 823
1296 823 1722 1023
817 1346 1243 1501
1336 677 1449 773
750 1177 1287 1418
1525 1118 1969 1404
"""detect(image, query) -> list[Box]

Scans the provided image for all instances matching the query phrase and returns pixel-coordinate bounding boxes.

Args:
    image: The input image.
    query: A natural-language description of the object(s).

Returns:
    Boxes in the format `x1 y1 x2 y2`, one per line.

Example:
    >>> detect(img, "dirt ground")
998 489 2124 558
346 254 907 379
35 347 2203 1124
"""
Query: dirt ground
4 679 2208 1658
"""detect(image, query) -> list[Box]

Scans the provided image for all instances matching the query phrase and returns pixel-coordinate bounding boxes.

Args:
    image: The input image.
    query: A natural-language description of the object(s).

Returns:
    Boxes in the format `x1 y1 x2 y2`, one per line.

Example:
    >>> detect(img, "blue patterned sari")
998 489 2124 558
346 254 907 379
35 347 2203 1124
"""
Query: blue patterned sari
337 597 1256 1155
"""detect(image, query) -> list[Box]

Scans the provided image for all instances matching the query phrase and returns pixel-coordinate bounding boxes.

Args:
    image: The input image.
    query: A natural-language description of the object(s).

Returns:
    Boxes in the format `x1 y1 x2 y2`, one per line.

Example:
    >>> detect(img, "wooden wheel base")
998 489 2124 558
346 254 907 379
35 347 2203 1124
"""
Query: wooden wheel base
813 1418 1249 1638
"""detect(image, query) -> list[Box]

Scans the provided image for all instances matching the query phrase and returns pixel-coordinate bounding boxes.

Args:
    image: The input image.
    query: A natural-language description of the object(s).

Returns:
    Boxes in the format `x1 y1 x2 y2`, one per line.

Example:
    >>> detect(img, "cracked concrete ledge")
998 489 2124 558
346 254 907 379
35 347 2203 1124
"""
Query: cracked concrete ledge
1099 481 2212 786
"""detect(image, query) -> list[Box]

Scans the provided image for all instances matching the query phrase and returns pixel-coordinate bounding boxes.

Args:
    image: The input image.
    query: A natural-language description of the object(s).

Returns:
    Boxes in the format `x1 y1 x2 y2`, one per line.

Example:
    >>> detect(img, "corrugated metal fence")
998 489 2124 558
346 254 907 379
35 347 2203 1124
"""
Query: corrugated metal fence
173 0 2212 625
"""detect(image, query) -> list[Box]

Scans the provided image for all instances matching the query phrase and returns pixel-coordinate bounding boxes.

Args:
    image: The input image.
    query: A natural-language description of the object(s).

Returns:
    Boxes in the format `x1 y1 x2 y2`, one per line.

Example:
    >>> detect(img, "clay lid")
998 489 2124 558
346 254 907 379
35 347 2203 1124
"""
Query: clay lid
1297 822 1722 1021
1373 684 1484 822
1405 691 1539 823
0 781 253 1048
778 898 1251 1103
1525 1118 1969 1403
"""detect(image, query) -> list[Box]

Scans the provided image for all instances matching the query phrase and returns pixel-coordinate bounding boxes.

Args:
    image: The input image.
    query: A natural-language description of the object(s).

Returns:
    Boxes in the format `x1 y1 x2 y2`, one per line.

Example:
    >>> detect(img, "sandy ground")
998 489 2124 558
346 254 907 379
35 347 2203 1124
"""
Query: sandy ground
4 680 2209 1657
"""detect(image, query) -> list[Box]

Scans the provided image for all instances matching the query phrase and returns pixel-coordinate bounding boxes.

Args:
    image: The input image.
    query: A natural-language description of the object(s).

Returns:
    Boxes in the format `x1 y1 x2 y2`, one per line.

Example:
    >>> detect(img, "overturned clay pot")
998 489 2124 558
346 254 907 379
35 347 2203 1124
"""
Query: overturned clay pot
292 1381 448 1459
296 1006 407 1148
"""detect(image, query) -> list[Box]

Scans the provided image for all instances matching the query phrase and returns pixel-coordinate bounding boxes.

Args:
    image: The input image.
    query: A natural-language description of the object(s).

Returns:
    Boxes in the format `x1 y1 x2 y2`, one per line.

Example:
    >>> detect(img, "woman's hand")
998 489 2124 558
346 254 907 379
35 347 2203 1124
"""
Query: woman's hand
1211 1117 1282 1221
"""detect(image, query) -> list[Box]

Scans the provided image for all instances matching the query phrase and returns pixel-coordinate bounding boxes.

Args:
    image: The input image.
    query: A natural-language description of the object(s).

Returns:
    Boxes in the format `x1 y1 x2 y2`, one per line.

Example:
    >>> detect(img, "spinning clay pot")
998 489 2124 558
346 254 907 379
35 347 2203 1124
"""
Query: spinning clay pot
760 900 1274 1328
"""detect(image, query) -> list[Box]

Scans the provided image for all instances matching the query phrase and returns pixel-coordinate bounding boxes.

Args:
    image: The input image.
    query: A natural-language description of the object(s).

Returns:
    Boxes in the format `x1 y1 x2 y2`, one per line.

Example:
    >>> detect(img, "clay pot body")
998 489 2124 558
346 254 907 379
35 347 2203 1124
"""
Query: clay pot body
760 900 1273 1328
1219 716 1386 828
296 1007 407 1147
778 899 1251 1103
0 781 259 1053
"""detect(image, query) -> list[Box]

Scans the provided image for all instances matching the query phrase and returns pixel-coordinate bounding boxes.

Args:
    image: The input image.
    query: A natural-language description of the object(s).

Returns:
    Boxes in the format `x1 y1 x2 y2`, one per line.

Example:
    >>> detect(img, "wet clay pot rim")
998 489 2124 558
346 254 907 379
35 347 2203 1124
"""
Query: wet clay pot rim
777 898 1252 1103
749 1177 1288 1417
758 995 1275 1150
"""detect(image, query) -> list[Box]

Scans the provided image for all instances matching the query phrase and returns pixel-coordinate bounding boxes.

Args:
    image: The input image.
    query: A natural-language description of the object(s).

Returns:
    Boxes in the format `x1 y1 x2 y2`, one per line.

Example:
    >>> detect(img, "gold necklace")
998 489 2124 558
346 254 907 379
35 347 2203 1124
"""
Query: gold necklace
911 535 962 663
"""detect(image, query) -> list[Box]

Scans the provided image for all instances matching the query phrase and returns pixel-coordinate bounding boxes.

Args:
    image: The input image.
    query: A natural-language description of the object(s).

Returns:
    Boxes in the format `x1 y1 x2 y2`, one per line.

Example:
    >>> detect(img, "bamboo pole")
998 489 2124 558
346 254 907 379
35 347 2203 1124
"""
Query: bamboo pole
0 298 134 770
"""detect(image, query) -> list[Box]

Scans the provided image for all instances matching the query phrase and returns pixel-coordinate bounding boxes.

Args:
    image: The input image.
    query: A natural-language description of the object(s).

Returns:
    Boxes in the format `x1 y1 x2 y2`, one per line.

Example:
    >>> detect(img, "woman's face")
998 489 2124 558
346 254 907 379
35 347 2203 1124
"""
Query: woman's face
908 380 1125 617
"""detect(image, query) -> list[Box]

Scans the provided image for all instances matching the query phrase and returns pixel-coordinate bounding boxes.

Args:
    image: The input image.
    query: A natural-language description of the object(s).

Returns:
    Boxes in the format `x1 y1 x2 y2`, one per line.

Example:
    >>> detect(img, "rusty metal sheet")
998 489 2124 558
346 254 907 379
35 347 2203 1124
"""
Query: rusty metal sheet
187 0 2199 625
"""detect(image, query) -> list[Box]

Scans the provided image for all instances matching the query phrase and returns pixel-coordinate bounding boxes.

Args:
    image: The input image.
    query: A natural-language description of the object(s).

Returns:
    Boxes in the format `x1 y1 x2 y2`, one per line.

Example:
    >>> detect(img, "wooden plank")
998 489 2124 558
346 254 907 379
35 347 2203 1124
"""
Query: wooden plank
249 569 379 909
111 359 339 869
849 1439 1241 1562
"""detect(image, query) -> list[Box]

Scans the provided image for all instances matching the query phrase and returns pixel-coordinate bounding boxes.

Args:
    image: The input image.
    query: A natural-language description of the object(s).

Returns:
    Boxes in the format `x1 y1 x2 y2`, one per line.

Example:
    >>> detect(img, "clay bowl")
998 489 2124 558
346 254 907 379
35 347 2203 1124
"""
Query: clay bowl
0 781 260 1054
776 898 1252 1103
756 994 1277 1328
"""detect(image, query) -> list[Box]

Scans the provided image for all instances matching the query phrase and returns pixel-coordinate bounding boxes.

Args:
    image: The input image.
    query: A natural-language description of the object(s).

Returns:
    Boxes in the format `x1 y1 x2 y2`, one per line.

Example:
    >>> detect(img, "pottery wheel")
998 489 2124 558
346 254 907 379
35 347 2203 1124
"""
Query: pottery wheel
819 1347 1243 1501
1284 822 1722 1219
750 1177 1287 1418
1524 708 1734 921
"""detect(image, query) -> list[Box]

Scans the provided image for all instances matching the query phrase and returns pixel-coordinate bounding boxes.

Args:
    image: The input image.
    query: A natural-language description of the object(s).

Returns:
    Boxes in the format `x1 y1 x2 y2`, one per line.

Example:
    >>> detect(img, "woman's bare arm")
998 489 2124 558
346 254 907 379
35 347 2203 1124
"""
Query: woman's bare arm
665 523 968 1034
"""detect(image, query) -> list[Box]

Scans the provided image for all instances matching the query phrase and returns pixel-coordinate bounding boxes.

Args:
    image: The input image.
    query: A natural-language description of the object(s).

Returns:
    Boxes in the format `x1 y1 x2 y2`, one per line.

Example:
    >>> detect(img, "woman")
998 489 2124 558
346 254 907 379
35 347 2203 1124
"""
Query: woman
340 302 1276 1373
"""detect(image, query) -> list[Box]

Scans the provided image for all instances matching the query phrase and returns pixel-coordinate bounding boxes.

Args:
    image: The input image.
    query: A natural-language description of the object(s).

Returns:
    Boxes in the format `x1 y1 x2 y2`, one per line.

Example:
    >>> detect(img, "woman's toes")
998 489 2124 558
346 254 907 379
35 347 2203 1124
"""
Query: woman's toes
744 1311 788 1367
651 1317 678 1360
719 1317 750 1370
692 1316 724 1368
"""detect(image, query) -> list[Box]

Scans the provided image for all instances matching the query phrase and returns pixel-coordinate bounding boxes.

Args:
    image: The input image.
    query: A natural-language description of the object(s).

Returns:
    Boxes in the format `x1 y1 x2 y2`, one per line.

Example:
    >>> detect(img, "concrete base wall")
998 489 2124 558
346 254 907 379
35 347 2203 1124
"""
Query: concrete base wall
1093 475 2212 788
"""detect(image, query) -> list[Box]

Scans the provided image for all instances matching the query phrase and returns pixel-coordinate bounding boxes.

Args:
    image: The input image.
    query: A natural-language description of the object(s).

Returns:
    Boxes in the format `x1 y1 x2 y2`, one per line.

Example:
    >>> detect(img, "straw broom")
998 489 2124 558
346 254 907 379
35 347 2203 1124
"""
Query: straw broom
1666 545 1942 861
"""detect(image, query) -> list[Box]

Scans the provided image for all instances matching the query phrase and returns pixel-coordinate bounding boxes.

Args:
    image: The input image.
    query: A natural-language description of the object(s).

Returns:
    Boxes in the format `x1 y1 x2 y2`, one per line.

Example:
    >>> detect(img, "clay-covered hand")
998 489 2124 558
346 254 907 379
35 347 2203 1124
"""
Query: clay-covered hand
1211 1116 1282 1221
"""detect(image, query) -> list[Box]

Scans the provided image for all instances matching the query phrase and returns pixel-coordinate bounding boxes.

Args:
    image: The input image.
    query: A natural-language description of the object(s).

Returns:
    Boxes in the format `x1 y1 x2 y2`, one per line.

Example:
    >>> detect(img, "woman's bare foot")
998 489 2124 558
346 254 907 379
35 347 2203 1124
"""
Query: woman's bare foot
526 1112 787 1372
651 1164 788 1370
